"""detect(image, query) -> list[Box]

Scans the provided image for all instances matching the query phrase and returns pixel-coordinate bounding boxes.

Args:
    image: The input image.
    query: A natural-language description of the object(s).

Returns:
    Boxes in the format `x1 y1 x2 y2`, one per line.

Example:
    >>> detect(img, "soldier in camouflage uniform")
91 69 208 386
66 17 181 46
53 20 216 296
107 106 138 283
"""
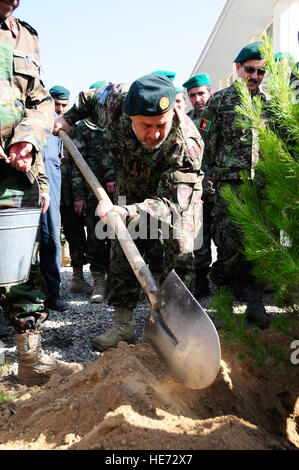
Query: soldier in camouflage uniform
66 107 116 303
54 74 204 350
50 84 91 295
60 133 92 293
58 87 95 296
0 0 82 383
183 74 214 299
198 42 271 329
50 84 93 295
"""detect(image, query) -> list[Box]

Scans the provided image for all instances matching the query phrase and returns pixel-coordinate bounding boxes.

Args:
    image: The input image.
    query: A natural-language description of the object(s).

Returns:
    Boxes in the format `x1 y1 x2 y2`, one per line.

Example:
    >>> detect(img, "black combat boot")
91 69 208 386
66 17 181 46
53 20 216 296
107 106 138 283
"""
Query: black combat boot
70 266 93 294
0 307 10 338
245 284 270 329
45 296 69 312
194 269 210 300
232 284 249 302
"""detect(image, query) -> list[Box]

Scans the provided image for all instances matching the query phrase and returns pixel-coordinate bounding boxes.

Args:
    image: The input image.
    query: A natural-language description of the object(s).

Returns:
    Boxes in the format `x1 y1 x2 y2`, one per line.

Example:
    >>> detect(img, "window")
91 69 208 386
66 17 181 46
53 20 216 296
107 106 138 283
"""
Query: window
266 22 273 39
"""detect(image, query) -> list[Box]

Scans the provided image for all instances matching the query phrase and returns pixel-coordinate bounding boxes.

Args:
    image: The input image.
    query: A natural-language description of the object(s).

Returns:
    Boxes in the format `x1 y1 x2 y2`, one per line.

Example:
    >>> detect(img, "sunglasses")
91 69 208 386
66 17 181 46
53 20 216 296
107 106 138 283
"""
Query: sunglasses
243 65 266 76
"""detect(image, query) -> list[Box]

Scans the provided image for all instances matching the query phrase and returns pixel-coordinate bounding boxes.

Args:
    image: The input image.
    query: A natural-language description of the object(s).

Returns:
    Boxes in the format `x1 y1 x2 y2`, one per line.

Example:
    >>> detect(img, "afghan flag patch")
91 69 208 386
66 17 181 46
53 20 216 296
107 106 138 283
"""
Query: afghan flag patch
199 118 211 132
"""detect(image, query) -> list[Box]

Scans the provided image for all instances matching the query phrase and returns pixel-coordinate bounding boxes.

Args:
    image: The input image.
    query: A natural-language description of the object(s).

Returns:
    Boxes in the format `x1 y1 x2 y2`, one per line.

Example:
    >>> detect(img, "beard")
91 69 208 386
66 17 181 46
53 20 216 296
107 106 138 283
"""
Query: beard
194 103 204 113
132 122 171 152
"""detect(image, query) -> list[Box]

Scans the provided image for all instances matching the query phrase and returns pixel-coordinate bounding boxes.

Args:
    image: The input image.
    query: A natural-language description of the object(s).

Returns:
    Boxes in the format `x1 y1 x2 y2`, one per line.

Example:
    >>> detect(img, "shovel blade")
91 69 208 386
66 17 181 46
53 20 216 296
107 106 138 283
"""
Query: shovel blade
144 270 221 389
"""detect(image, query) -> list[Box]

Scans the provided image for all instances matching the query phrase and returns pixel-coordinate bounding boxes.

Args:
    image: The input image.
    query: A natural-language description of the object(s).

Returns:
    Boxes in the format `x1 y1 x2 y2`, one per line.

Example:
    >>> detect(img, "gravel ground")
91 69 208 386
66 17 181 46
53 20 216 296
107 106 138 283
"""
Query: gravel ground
1 258 285 376
1 265 150 370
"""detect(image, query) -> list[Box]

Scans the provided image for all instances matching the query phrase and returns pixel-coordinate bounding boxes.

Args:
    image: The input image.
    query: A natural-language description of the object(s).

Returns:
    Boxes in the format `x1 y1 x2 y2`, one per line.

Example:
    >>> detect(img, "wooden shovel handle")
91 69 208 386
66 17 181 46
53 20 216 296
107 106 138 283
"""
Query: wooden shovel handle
58 130 158 309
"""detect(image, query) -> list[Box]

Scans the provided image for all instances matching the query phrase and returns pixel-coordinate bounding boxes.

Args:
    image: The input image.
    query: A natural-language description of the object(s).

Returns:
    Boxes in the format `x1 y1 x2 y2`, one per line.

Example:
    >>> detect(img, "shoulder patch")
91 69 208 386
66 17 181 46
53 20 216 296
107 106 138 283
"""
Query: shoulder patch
199 117 211 132
198 108 216 136
95 84 113 105
17 18 38 36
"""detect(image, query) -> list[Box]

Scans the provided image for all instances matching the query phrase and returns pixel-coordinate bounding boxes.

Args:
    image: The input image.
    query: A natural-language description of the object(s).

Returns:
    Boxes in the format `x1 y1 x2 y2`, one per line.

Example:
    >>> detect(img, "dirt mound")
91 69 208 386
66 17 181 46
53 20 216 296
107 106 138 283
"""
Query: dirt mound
0 336 298 450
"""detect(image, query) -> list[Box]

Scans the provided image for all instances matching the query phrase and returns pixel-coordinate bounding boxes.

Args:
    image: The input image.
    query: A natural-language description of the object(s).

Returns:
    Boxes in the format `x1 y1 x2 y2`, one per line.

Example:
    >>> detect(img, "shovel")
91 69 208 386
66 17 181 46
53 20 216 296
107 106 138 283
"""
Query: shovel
59 130 221 389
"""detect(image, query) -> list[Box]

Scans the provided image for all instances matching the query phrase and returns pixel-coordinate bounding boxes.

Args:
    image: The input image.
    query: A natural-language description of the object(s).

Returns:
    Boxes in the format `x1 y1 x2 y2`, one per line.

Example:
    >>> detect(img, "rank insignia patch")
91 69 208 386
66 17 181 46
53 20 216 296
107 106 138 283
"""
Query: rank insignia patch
199 118 211 132
10 20 17 38
159 96 169 111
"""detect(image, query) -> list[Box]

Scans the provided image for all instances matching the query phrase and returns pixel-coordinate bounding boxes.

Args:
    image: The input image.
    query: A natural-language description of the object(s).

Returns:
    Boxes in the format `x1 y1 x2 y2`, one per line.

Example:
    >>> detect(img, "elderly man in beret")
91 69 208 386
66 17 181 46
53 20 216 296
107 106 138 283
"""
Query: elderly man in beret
198 42 271 329
183 73 214 300
54 74 204 350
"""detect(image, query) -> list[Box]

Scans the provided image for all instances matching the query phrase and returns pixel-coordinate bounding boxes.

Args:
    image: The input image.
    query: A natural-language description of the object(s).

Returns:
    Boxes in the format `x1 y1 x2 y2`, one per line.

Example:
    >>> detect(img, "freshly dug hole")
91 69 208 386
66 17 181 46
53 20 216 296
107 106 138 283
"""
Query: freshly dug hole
0 337 297 450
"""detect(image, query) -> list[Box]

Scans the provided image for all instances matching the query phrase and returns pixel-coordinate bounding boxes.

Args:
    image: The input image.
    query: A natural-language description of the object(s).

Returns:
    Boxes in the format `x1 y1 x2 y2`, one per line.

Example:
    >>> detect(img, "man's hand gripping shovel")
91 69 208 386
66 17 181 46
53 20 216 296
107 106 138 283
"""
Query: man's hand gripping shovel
59 130 221 389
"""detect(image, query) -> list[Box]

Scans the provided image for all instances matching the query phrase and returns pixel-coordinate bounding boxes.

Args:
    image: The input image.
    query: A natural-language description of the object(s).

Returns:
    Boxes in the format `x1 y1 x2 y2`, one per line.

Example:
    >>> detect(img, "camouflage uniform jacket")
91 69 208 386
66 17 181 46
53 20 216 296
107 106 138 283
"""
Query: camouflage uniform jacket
69 119 116 202
187 108 201 128
0 15 54 193
63 83 204 223
187 108 213 194
198 82 269 182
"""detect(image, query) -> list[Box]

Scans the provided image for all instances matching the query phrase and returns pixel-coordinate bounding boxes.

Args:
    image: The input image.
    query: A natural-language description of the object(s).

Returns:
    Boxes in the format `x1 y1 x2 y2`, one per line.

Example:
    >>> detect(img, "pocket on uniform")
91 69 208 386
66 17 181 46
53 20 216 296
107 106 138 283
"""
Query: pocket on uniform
13 49 39 78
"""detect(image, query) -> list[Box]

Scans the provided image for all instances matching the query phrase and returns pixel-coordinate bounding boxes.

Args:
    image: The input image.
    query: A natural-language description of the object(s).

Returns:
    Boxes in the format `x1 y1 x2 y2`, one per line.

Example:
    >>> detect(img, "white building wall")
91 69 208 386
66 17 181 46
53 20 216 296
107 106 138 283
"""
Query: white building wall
273 0 299 61
190 0 299 97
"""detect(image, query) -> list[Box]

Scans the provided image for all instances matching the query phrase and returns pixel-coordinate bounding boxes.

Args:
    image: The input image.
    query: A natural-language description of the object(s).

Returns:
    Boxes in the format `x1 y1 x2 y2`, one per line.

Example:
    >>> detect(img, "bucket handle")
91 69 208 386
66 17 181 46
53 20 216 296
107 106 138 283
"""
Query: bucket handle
27 169 41 207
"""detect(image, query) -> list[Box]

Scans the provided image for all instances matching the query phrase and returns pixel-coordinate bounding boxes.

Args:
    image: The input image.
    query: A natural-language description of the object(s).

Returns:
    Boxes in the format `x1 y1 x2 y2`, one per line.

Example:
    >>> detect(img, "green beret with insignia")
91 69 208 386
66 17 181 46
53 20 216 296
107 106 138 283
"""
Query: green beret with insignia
183 73 210 91
49 85 70 100
234 42 263 63
124 74 176 116
89 80 107 89
152 70 176 82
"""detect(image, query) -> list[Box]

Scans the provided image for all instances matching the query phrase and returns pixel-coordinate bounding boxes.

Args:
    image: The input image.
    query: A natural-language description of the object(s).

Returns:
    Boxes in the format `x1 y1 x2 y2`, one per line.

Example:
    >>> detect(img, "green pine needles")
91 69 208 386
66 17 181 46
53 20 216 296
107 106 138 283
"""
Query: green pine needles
221 34 299 307
210 288 290 370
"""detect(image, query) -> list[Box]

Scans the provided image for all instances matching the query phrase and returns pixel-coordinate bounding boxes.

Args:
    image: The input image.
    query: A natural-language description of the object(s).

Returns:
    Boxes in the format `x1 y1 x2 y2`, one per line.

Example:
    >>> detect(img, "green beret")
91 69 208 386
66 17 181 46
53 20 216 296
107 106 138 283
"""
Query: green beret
49 85 70 100
183 73 210 91
234 42 263 63
275 51 294 62
124 74 176 117
175 87 184 94
89 80 107 89
152 70 176 82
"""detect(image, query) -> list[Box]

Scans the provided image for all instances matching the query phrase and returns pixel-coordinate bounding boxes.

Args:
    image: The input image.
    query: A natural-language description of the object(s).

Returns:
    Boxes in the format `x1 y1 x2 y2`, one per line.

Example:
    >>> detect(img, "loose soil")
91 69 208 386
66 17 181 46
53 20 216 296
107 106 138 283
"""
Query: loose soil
0 325 298 450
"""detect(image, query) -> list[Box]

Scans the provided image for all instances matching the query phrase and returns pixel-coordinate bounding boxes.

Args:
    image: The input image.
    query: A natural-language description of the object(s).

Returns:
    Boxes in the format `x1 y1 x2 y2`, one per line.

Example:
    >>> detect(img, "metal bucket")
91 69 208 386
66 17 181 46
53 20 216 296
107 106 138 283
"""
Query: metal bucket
0 169 41 287
0 207 41 287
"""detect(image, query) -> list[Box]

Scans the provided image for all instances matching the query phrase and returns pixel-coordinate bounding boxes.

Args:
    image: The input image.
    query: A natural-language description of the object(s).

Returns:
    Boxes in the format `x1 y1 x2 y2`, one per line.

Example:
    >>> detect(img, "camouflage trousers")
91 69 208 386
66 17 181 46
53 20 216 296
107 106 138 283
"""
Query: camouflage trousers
3 264 47 330
60 205 87 266
61 201 110 272
108 237 163 309
108 212 198 309
209 181 255 289
0 166 47 329
194 192 214 273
